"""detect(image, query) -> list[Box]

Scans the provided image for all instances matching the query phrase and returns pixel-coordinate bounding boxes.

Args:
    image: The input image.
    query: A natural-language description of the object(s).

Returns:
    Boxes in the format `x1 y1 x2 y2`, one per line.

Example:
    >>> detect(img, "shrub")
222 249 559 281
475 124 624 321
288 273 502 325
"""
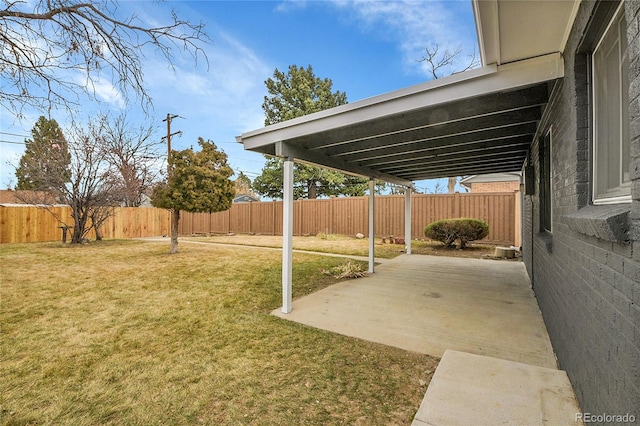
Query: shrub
321 261 367 279
424 218 489 249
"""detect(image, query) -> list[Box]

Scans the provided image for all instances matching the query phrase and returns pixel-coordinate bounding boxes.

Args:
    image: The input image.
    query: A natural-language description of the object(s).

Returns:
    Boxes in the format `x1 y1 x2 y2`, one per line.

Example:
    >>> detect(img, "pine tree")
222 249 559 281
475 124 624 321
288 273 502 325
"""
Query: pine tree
15 116 71 191
255 65 374 199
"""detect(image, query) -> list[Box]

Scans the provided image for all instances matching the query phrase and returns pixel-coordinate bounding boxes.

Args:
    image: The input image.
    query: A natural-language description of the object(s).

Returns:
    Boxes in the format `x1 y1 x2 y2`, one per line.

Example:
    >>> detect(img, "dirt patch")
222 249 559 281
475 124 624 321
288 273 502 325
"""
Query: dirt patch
410 240 497 259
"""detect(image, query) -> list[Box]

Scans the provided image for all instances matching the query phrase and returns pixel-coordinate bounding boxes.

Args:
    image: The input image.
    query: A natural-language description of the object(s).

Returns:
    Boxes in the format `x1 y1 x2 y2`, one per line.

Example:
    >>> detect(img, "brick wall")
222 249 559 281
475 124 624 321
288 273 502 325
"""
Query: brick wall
469 181 520 193
522 0 640 418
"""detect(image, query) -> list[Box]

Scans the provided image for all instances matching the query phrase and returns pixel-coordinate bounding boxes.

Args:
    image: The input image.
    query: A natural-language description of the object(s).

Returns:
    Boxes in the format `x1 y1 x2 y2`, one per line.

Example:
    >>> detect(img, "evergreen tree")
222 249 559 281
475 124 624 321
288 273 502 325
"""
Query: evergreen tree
15 116 71 192
253 158 373 200
255 65 373 199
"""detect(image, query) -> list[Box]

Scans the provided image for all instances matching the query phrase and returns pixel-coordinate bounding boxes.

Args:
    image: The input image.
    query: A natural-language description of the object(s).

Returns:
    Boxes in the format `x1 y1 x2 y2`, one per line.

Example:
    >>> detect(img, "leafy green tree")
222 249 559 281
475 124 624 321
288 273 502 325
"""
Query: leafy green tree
15 116 71 192
151 138 235 254
253 157 373 200
255 65 373 199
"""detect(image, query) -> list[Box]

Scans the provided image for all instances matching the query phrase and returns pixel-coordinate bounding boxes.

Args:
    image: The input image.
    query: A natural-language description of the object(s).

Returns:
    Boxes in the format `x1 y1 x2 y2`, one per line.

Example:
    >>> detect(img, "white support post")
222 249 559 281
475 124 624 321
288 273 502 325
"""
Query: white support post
282 157 294 314
405 187 412 255
368 179 375 273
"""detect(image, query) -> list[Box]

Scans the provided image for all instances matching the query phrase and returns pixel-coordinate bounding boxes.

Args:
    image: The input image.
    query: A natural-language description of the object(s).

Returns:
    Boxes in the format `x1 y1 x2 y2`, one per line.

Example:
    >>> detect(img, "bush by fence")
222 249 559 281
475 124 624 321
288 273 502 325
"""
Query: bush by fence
424 218 490 249
1 192 519 245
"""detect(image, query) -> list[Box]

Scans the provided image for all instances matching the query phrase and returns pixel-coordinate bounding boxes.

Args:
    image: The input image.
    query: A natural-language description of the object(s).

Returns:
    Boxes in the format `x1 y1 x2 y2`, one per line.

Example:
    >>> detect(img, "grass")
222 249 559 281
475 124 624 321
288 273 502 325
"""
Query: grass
184 233 406 259
1 240 437 425
184 233 496 259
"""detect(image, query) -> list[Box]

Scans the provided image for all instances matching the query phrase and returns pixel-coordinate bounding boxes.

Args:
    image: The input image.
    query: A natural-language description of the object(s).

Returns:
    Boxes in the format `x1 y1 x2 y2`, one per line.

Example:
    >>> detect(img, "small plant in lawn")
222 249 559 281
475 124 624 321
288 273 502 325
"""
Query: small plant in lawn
322 261 368 279
424 218 489 249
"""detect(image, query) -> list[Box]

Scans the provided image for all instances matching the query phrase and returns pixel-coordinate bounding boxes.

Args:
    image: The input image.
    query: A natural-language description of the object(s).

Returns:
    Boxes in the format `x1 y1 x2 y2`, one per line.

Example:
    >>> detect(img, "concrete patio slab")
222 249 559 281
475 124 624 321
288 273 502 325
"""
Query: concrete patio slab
412 350 583 426
272 254 557 369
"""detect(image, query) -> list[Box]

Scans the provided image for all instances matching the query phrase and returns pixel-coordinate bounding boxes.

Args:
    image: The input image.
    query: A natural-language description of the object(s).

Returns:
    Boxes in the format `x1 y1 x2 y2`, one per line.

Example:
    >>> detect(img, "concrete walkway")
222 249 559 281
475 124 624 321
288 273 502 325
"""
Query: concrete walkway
412 350 582 426
271 254 583 425
273 254 557 369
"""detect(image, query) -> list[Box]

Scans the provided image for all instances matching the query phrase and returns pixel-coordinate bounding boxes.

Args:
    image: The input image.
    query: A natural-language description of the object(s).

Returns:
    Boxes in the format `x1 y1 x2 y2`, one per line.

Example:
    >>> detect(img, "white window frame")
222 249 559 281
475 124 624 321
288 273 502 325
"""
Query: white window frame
592 3 631 205
541 128 553 233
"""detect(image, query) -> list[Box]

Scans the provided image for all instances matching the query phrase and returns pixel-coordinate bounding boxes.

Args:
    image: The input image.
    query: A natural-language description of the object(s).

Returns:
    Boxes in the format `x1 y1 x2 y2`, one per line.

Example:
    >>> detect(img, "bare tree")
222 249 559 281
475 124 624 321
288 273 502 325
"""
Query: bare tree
419 43 479 80
61 117 120 242
419 43 479 192
16 115 122 243
101 113 163 207
447 176 457 194
1 0 208 117
430 181 446 194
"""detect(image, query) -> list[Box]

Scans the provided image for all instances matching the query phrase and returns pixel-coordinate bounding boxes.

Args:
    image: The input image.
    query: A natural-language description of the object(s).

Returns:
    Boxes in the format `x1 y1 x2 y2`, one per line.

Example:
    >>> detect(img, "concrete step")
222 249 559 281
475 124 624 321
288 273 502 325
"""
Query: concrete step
412 350 583 426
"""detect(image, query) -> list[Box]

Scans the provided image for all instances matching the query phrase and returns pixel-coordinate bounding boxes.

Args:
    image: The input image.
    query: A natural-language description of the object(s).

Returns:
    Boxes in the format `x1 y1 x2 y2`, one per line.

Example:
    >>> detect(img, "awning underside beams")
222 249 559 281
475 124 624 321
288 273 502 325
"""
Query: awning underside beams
252 83 551 183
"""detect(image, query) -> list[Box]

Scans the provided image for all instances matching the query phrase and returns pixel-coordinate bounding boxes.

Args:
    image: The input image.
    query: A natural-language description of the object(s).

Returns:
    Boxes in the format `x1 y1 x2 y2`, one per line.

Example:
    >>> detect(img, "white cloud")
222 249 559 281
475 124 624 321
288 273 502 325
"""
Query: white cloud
330 0 479 78
141 26 271 137
88 77 126 109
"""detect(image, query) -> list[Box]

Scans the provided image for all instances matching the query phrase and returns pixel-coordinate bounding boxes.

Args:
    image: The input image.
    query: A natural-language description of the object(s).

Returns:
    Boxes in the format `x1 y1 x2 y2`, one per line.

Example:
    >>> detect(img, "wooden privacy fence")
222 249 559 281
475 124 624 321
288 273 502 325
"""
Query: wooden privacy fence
1 192 519 245
180 192 519 245
0 206 170 244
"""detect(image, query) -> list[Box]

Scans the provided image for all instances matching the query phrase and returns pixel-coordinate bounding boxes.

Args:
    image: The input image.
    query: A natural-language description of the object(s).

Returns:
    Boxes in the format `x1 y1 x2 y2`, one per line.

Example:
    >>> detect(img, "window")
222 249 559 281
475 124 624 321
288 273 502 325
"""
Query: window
540 130 552 233
593 4 631 203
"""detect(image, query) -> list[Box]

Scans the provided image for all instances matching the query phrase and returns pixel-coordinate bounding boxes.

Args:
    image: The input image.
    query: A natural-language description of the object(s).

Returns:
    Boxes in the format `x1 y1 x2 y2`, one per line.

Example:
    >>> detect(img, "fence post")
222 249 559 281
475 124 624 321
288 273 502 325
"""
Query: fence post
514 190 522 247
330 196 334 235
453 192 461 217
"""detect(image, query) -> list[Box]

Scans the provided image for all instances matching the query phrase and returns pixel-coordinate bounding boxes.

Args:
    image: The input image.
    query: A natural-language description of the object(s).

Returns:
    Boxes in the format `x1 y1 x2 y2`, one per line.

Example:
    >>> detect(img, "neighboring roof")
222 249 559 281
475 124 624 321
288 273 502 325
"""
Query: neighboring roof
0 204 68 207
0 190 57 204
460 172 521 184
233 193 260 203
237 0 579 186
459 172 521 190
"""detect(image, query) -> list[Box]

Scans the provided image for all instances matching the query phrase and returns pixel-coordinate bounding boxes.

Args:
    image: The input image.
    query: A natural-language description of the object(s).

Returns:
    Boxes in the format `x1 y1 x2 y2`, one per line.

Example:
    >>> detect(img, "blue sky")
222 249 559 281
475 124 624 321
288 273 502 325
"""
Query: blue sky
0 0 479 194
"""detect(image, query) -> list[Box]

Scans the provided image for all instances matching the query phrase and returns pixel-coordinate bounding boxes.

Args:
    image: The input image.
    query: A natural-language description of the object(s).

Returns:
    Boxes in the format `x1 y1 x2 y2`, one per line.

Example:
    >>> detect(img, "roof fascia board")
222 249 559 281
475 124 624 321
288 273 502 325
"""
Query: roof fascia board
239 53 563 151
560 0 582 53
275 142 412 187
239 65 496 143
460 172 522 184
473 0 500 66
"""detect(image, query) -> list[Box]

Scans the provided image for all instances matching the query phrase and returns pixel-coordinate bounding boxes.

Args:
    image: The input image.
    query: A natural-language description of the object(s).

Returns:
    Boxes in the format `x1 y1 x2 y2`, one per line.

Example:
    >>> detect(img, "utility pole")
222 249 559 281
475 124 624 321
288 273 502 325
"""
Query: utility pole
161 113 182 254
162 113 182 176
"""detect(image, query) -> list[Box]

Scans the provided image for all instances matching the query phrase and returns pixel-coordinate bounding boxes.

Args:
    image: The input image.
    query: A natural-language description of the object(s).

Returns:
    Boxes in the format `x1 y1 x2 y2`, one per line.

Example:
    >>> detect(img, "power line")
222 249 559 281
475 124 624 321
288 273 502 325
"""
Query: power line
0 139 26 145
0 131 29 138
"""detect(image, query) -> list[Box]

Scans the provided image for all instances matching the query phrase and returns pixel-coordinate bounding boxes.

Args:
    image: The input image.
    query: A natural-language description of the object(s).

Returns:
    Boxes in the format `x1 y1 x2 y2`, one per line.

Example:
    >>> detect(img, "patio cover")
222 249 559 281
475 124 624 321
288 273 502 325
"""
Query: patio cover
236 0 579 313
238 54 562 185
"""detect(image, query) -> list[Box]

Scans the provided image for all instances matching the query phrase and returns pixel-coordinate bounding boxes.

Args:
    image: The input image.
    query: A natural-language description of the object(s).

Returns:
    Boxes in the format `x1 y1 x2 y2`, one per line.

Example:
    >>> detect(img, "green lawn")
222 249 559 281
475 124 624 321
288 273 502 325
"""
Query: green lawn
1 240 437 425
